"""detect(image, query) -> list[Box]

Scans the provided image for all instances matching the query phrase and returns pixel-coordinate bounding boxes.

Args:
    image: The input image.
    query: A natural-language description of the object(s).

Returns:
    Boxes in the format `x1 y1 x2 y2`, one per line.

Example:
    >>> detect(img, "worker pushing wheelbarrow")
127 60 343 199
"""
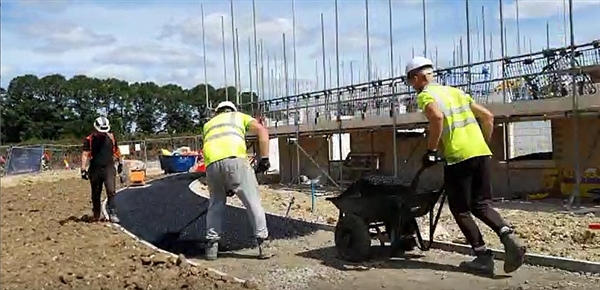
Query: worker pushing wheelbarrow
327 57 528 275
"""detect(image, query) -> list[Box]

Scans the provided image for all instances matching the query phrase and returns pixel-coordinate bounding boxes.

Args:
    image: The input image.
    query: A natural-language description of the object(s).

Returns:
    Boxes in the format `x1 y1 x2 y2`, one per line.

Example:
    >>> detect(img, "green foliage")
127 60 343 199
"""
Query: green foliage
0 74 260 144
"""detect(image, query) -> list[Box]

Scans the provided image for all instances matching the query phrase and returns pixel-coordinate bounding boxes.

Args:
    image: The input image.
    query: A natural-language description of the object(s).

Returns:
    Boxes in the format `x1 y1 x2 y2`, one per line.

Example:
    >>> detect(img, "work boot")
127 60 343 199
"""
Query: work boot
205 241 219 261
256 237 275 260
106 207 120 224
92 209 102 222
500 230 526 273
459 249 495 275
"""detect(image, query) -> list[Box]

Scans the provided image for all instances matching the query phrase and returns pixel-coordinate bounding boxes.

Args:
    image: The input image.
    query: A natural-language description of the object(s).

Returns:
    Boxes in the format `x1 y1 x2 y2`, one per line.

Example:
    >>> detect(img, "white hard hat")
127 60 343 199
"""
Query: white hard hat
215 101 237 112
405 56 434 75
94 116 110 133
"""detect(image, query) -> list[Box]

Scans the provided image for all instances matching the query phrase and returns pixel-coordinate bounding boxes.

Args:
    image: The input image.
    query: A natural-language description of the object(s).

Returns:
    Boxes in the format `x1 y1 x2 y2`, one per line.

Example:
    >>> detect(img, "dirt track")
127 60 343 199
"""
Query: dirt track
0 173 250 290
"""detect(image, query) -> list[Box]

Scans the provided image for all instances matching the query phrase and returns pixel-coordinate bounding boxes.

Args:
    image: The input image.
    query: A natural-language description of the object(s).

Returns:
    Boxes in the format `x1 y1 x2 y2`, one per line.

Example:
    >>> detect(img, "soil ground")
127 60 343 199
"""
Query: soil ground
3 171 599 290
195 182 600 262
0 172 249 290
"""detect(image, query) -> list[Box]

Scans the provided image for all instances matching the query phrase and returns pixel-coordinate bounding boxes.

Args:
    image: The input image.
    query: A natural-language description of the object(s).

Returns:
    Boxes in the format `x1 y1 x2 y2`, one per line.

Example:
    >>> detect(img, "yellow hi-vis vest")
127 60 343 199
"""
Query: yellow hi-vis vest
417 84 492 165
202 112 254 167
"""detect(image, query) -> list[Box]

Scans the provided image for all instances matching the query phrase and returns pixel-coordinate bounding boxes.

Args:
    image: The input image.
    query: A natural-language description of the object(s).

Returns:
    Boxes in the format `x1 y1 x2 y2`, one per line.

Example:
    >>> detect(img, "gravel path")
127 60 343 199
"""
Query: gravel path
194 182 600 262
200 230 600 290
111 174 600 289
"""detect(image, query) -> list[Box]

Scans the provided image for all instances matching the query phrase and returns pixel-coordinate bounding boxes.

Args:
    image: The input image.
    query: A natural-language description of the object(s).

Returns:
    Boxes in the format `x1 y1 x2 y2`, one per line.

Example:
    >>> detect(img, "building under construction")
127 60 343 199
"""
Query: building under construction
244 41 600 205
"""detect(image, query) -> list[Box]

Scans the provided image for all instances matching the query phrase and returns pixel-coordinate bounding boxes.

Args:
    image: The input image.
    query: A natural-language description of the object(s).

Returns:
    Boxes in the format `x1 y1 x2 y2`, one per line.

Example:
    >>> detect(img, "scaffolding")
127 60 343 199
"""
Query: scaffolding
242 40 600 208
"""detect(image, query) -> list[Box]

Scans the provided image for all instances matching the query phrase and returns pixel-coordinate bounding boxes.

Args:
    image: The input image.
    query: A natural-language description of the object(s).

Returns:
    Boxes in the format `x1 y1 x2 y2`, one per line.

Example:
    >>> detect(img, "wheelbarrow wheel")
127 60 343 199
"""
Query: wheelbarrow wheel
334 213 371 262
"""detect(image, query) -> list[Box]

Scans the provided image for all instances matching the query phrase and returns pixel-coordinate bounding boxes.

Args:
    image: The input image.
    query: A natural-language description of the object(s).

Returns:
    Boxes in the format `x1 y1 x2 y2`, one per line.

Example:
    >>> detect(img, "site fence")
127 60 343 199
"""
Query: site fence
0 136 203 176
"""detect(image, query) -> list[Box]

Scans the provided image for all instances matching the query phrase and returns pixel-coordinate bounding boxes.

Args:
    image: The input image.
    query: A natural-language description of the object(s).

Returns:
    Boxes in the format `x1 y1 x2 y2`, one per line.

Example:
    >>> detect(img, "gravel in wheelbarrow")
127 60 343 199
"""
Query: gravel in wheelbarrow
326 164 447 262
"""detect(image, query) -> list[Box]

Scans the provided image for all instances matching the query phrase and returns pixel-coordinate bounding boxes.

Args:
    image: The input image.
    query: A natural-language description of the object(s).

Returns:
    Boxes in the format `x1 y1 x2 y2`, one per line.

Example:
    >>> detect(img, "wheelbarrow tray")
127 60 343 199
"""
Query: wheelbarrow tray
325 165 446 262
326 176 443 224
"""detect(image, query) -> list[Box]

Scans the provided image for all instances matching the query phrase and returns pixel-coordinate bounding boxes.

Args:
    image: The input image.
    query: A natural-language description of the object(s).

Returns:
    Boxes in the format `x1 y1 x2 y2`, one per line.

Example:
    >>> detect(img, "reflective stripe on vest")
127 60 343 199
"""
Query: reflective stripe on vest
203 113 245 143
423 86 478 135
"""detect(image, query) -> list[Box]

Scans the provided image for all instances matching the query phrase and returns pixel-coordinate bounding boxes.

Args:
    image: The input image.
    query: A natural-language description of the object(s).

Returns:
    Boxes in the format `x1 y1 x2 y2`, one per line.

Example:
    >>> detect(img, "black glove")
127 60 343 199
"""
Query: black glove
117 163 123 174
422 150 443 168
255 157 271 173
81 169 89 180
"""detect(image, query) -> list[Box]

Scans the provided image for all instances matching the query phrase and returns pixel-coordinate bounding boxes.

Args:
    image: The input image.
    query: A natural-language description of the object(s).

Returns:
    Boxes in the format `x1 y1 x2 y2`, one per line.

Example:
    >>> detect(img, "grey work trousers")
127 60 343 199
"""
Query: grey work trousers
205 157 269 241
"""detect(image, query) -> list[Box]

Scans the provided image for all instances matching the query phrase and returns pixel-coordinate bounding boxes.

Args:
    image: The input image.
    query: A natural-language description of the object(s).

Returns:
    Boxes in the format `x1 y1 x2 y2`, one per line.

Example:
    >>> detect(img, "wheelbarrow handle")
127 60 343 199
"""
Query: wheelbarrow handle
409 160 445 192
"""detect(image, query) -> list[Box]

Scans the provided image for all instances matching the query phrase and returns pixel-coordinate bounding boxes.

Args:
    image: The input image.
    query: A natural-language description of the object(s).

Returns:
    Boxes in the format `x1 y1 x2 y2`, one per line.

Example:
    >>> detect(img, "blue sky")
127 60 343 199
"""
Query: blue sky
1 0 599 98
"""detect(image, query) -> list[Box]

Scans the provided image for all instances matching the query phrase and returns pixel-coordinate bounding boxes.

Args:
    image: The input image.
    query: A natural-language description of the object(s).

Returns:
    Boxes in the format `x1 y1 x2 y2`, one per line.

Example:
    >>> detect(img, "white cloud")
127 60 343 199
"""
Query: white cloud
15 0 73 13
1 65 15 86
159 13 315 51
1 0 598 93
19 20 116 54
1 64 13 76
93 44 211 68
503 0 599 20
85 65 145 82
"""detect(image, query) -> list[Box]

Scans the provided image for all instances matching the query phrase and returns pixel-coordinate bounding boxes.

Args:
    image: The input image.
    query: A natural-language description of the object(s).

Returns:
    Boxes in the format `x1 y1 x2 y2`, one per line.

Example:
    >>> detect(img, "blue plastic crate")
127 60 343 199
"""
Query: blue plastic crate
159 155 197 174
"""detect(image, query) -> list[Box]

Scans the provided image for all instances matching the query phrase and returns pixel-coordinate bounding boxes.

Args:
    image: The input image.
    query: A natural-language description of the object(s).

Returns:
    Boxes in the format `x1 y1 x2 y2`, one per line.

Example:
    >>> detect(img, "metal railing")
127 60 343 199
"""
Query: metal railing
243 40 600 128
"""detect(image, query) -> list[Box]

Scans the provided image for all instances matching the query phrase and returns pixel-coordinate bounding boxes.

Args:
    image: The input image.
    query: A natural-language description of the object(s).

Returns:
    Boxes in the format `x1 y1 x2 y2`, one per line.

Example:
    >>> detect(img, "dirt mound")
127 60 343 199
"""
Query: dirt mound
0 177 252 290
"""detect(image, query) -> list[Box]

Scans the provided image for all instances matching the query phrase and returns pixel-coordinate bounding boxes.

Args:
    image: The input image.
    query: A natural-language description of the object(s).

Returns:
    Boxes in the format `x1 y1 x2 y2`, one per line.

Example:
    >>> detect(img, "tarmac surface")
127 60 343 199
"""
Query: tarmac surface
114 173 322 257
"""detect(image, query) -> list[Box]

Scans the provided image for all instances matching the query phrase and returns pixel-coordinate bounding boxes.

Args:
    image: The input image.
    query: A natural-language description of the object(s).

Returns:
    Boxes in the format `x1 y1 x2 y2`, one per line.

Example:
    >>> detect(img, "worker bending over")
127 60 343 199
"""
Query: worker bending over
406 57 526 274
81 116 123 223
202 101 272 260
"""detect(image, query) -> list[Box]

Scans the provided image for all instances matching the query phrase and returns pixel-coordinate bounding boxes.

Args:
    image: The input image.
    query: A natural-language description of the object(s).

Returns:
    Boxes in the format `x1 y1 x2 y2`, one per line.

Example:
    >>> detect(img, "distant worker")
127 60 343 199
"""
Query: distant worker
202 101 272 261
80 116 123 223
405 57 526 274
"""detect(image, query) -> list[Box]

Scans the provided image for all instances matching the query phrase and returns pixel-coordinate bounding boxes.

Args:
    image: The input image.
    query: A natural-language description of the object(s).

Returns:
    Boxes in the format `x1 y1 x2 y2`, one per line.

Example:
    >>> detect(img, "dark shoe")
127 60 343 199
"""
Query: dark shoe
92 210 102 222
459 250 495 275
257 238 275 260
107 208 120 224
501 232 526 273
205 241 219 261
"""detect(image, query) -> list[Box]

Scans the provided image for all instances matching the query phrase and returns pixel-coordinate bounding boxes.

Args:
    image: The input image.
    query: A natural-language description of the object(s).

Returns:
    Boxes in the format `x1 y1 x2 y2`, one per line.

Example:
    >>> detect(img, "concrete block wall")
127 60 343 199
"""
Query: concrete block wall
274 115 599 199
277 136 330 183
551 115 600 197
509 121 553 158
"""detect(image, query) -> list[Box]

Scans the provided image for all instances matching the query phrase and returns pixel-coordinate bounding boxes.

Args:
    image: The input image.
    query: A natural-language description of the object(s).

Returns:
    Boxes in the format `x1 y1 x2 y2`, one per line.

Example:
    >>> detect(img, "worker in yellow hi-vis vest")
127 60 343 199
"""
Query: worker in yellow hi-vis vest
202 101 272 261
405 57 526 275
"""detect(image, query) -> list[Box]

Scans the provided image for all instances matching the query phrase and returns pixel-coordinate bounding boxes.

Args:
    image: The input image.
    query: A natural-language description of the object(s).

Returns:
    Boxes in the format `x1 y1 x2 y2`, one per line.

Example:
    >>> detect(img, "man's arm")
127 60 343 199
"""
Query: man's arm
417 92 444 151
246 118 269 158
423 103 444 151
81 137 91 170
109 133 123 164
470 102 494 142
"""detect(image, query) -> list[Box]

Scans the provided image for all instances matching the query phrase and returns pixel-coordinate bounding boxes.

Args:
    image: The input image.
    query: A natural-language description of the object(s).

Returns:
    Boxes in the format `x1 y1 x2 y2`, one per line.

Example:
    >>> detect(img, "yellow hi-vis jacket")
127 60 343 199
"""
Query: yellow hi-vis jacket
202 111 255 167
417 84 492 165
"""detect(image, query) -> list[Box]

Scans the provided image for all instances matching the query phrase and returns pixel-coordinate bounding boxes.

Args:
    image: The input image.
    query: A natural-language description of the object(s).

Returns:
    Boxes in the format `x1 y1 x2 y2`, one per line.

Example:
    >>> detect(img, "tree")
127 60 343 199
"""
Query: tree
0 74 260 144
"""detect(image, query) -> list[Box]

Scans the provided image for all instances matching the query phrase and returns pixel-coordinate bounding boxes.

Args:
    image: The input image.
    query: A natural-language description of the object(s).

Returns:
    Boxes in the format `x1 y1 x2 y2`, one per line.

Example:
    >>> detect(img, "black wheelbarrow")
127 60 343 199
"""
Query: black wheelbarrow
326 163 446 262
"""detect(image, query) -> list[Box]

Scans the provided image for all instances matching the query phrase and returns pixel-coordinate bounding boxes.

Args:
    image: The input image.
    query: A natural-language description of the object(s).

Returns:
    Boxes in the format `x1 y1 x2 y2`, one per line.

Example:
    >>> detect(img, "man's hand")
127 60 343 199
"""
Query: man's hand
422 150 443 168
255 157 271 173
117 163 123 174
81 169 89 180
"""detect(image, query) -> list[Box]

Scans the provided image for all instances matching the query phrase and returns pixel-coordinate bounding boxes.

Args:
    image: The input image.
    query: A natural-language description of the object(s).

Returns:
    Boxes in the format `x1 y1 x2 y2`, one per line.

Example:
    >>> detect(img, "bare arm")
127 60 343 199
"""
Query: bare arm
248 120 270 158
81 137 91 170
423 102 444 151
470 102 494 142
81 151 90 170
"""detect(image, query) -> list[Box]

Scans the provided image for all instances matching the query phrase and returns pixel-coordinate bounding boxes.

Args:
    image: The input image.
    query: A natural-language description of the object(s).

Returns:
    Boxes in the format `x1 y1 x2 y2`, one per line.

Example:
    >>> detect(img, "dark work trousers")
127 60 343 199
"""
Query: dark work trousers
444 156 508 250
89 165 117 214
